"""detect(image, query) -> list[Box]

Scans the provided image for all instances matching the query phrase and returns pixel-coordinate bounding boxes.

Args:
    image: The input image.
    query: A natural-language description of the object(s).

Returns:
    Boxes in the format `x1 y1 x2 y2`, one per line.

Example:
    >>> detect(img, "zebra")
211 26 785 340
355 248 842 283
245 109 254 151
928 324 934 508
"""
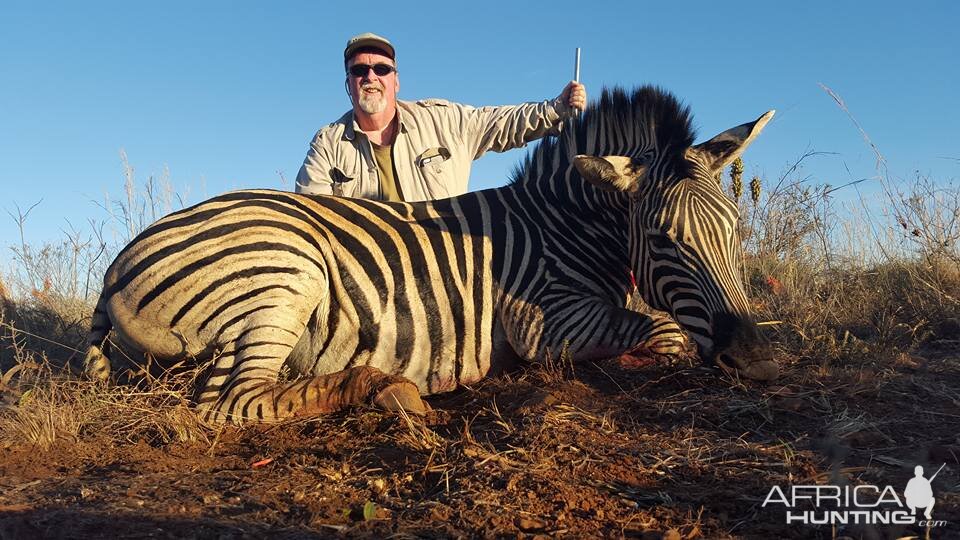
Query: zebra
84 86 778 424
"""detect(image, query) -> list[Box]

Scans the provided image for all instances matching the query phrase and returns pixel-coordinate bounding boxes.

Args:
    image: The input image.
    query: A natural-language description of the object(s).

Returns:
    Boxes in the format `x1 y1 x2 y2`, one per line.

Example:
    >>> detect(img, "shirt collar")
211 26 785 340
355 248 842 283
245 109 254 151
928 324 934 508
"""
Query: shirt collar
341 101 416 141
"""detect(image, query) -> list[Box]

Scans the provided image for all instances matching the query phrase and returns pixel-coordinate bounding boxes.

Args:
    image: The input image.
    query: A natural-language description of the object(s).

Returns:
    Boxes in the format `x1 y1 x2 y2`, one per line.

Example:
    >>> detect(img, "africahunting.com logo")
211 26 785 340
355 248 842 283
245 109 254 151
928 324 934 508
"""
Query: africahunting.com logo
762 464 948 528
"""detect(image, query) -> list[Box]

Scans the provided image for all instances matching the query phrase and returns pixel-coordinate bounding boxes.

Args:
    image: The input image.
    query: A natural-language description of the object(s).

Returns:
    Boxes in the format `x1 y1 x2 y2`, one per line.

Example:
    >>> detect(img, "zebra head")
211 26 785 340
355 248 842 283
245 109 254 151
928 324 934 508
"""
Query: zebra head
574 106 778 381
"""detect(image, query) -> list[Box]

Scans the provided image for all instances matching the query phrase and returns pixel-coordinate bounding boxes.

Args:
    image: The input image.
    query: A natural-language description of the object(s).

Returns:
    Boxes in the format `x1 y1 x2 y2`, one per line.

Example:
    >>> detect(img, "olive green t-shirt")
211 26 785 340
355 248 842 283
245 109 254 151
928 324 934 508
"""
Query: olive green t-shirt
371 143 403 202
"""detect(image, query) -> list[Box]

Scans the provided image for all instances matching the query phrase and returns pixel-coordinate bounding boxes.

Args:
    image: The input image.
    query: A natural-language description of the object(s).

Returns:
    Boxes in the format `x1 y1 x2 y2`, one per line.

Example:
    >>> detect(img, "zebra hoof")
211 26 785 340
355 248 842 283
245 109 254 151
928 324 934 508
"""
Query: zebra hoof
373 382 430 416
646 336 688 356
621 335 688 363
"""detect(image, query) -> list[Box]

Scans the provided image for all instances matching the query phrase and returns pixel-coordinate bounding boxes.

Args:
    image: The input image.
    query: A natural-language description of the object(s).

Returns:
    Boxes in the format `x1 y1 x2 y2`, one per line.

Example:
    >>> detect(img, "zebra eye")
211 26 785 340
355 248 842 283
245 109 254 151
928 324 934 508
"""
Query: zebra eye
646 233 676 251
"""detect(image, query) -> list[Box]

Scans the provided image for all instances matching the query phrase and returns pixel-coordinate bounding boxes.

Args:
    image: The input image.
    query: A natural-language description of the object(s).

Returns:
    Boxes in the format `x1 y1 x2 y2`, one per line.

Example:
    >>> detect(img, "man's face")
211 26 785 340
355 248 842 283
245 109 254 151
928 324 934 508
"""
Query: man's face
346 51 399 115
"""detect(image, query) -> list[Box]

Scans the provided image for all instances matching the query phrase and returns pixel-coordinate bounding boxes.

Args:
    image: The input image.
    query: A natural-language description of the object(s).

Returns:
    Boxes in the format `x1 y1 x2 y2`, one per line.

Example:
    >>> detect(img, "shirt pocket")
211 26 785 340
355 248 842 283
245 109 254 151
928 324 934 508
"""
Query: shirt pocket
329 163 359 197
415 147 453 199
415 147 451 175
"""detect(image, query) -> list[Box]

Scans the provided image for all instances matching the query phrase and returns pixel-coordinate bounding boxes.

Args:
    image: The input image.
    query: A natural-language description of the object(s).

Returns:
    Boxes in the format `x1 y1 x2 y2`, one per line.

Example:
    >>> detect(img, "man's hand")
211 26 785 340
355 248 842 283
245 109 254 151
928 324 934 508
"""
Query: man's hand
555 81 587 115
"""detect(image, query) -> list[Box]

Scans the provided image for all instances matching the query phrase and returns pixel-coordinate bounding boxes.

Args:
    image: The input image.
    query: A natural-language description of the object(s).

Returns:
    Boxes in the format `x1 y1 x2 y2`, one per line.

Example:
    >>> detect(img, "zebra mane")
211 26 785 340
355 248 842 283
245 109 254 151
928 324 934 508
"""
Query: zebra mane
510 85 696 185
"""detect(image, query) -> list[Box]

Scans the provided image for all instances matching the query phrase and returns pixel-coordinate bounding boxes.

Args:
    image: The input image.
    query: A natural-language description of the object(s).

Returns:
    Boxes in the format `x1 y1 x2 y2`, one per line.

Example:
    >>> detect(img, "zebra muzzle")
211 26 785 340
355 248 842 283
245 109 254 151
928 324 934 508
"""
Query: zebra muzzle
715 352 779 382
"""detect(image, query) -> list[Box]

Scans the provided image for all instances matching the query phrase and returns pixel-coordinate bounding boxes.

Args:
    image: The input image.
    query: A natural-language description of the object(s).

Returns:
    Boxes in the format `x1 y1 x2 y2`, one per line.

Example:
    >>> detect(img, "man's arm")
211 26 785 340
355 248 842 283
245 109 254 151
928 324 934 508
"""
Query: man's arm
463 81 587 159
295 130 335 195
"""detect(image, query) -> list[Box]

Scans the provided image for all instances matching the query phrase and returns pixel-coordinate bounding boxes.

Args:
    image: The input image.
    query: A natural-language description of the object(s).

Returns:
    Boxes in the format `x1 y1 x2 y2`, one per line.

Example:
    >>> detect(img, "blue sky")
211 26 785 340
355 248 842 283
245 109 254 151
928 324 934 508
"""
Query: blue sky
1 1 957 256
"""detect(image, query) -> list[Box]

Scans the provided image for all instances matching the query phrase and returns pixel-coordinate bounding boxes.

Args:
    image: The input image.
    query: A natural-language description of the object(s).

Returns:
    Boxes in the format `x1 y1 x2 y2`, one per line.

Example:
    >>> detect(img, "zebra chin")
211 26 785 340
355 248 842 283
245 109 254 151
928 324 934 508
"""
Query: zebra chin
698 313 780 382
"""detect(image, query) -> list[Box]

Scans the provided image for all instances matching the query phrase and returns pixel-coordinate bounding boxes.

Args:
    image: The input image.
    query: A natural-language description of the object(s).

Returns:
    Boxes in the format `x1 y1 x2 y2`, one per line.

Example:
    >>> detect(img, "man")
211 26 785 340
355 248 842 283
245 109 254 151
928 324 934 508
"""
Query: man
905 465 939 520
295 32 587 201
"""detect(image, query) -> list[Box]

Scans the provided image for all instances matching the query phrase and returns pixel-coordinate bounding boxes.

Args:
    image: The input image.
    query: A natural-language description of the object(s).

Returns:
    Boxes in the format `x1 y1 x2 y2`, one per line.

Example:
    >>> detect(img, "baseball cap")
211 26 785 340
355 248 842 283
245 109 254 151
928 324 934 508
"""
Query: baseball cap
344 33 396 63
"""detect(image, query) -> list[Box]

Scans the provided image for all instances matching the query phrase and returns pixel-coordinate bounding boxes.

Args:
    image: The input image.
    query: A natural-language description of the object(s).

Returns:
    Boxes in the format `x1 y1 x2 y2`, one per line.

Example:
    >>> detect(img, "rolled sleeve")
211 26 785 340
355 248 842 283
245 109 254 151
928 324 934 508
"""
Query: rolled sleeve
462 100 567 159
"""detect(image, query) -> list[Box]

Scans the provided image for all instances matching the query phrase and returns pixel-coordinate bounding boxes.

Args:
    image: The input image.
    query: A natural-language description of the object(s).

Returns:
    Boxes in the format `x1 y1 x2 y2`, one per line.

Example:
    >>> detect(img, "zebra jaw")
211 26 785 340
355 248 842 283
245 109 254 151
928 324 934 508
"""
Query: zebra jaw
573 155 648 194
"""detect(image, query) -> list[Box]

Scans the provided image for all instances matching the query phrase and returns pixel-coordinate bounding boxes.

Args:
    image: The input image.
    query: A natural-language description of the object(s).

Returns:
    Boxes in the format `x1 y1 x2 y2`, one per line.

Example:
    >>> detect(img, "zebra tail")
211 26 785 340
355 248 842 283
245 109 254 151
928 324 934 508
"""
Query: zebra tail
83 296 113 382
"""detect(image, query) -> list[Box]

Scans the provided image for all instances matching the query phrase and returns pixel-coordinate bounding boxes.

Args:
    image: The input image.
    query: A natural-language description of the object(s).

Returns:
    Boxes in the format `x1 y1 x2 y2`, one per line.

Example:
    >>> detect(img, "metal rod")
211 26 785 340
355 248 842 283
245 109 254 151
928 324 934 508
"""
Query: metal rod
574 48 581 83
929 463 946 482
574 48 581 115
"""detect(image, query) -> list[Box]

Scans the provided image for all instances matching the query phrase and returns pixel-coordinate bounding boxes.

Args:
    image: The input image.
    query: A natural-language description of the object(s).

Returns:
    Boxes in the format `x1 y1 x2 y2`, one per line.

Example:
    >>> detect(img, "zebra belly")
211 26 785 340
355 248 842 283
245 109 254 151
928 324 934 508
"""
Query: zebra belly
294 300 505 396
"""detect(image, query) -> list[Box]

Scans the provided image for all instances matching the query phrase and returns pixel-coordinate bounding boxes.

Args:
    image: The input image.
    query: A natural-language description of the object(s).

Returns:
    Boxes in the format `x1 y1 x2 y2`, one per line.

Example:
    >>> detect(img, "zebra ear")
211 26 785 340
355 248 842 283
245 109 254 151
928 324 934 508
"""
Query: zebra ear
573 155 648 194
688 110 775 173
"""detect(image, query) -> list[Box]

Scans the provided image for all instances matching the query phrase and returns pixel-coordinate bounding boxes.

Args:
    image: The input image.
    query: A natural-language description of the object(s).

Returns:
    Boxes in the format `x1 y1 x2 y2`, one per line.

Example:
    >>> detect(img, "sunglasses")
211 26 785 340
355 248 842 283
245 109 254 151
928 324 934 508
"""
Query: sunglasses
348 63 396 77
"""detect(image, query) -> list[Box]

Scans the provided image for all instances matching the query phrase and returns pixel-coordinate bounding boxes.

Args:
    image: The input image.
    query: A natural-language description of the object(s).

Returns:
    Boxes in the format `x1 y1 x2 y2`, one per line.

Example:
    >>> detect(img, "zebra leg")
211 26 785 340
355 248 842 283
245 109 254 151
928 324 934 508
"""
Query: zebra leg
199 365 428 424
622 311 688 357
506 299 689 364
622 292 688 356
195 322 428 423
610 313 689 369
261 367 427 419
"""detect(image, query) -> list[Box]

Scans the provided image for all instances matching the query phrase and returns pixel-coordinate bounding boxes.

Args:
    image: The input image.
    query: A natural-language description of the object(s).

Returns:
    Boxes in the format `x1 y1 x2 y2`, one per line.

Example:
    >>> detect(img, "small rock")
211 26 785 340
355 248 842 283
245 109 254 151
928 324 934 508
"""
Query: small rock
517 518 546 532
518 390 559 413
662 529 682 540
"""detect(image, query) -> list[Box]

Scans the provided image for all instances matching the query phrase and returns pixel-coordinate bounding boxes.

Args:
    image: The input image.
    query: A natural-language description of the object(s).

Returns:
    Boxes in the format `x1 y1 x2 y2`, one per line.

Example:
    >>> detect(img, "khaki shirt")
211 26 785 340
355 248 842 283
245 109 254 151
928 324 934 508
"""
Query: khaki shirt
295 98 570 201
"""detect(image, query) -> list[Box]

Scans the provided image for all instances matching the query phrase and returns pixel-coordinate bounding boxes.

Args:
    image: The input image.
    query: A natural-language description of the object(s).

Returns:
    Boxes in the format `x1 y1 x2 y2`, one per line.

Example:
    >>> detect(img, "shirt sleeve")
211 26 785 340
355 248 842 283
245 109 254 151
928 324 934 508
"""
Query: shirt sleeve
295 130 335 195
459 99 570 160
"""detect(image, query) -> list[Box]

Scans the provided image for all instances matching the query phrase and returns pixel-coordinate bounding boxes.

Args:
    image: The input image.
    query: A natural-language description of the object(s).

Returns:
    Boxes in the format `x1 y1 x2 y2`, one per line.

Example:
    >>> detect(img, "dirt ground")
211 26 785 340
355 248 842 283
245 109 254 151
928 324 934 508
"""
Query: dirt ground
1 345 958 539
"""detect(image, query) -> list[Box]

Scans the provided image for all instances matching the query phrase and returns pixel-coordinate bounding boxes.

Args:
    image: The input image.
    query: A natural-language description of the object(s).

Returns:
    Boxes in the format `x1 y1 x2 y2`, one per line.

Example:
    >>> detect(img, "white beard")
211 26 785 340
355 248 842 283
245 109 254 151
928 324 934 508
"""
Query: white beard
358 88 387 114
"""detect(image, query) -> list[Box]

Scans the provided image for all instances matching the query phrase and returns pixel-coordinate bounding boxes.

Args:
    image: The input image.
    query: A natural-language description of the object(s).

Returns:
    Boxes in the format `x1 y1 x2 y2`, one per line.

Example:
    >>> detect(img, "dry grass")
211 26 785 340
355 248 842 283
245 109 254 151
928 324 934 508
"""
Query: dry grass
0 314 957 537
0 362 209 451
747 256 960 368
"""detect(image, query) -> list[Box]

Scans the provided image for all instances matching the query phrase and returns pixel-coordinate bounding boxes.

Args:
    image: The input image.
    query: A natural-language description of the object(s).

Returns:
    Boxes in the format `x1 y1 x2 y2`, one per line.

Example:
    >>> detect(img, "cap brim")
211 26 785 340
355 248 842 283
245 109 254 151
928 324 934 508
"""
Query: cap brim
344 39 395 60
